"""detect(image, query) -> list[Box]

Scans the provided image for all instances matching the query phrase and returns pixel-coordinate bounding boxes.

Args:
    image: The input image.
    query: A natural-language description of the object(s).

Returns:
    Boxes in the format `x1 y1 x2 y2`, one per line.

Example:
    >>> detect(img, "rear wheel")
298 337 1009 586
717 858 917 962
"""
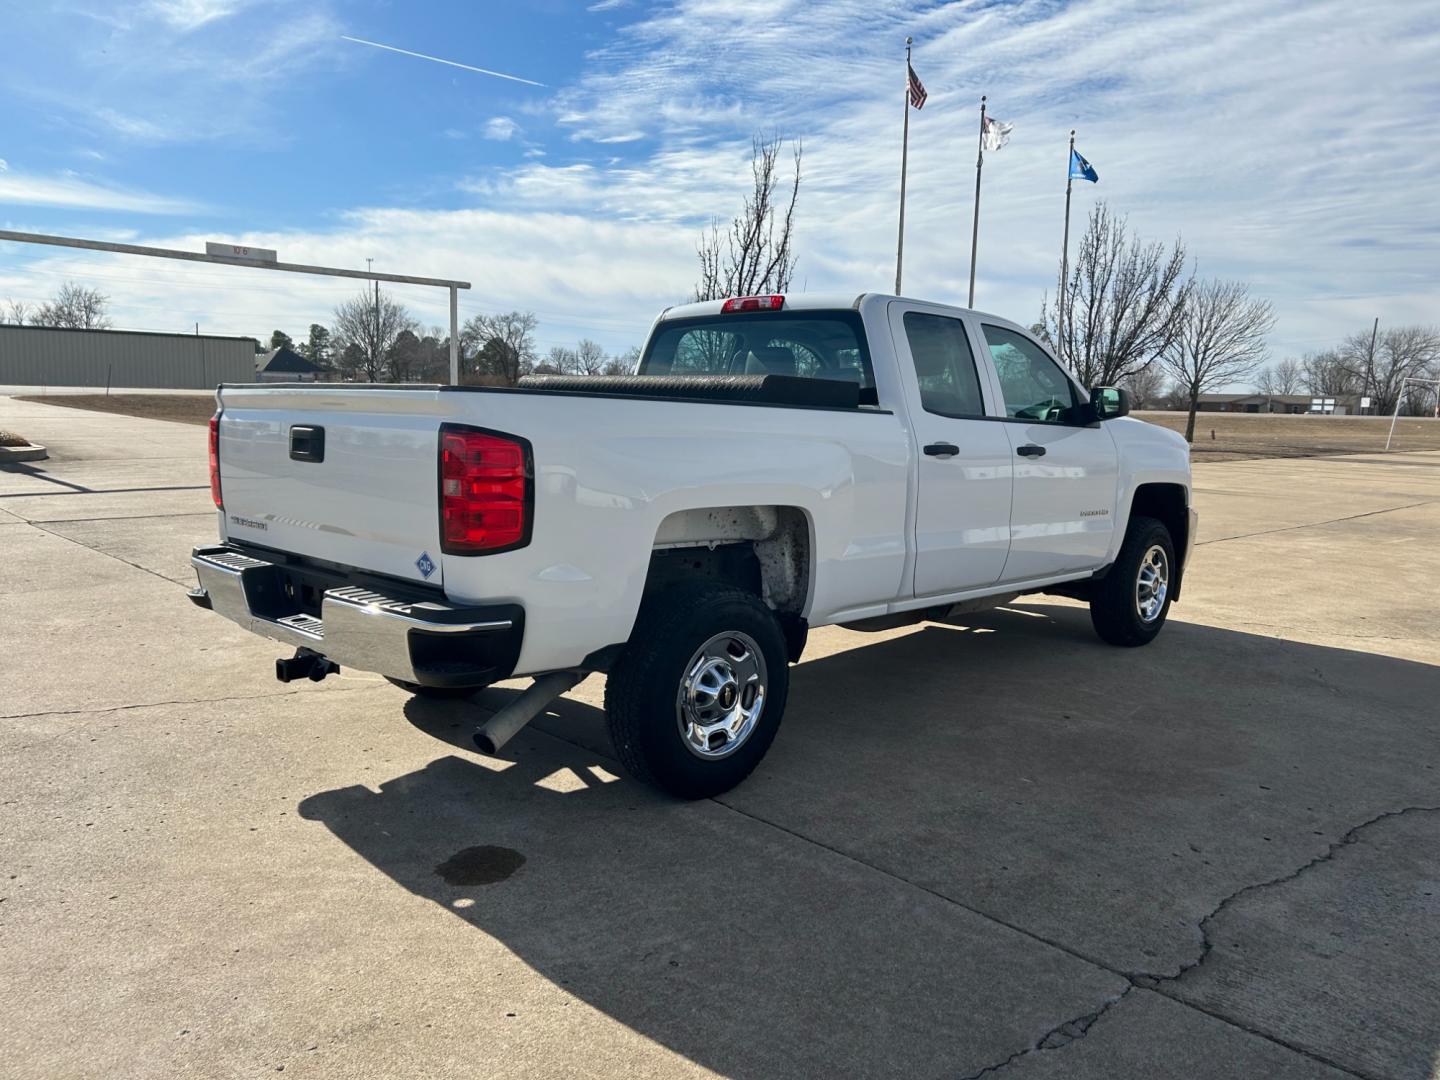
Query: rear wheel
1089 514 1175 647
605 583 789 799
385 677 483 700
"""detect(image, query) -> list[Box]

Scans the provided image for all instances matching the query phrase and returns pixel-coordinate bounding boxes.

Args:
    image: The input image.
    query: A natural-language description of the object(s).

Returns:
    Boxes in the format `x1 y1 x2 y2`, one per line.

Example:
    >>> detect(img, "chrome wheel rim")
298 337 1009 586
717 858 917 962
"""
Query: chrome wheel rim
1135 544 1170 623
676 631 767 760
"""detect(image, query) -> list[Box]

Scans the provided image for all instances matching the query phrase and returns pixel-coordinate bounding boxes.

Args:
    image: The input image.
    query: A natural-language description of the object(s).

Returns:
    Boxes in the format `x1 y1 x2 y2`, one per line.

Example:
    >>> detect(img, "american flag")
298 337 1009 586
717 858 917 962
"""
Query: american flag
907 64 927 109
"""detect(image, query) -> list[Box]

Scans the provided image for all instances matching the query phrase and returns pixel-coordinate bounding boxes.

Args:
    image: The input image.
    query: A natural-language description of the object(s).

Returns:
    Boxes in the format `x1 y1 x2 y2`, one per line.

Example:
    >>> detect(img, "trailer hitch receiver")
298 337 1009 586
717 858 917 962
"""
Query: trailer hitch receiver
276 648 340 684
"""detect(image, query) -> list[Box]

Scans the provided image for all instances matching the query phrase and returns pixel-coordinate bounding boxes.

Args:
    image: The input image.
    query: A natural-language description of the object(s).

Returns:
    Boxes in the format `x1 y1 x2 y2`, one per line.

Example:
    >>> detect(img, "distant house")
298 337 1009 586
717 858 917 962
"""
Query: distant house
1196 393 1365 415
256 345 327 383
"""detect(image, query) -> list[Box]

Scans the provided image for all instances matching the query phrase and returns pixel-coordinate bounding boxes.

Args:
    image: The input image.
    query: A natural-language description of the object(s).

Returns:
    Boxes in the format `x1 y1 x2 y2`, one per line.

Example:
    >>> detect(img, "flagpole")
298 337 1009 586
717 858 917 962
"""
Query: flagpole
895 37 912 295
967 95 986 308
1059 129 1075 364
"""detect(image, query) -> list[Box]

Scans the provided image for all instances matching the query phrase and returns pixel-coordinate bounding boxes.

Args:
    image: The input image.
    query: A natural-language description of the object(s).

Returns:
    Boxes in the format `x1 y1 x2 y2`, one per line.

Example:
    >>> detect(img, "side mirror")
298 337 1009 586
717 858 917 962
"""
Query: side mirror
1090 385 1130 421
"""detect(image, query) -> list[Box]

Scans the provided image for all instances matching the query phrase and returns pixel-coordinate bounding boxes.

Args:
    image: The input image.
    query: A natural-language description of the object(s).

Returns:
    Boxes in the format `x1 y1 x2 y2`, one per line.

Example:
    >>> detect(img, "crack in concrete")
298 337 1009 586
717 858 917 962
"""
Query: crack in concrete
706 784 1402 1080
23 518 187 586
1134 804 1440 988
1 683 375 723
958 986 1135 1080
1197 500 1437 546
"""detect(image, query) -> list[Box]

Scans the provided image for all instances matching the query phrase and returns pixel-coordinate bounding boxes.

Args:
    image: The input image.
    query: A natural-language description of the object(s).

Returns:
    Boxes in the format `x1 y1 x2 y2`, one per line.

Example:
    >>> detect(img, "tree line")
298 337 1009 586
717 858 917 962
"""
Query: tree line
269 294 641 384
1039 202 1439 435
4 280 642 386
7 142 1437 428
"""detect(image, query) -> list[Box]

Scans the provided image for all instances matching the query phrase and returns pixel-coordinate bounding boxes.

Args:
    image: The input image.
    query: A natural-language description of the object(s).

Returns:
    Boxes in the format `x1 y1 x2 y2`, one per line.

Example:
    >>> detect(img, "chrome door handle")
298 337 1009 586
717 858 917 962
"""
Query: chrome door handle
1016 444 1046 458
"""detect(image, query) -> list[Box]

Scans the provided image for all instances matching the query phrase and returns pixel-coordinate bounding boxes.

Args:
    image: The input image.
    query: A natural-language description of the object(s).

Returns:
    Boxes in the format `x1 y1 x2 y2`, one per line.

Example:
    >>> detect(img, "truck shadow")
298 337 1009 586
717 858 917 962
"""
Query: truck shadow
298 604 1440 1078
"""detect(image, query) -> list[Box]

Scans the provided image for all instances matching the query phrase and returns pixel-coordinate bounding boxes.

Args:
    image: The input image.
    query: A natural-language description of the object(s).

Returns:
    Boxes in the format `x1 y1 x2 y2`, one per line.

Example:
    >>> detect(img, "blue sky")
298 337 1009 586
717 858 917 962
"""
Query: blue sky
1 0 1438 370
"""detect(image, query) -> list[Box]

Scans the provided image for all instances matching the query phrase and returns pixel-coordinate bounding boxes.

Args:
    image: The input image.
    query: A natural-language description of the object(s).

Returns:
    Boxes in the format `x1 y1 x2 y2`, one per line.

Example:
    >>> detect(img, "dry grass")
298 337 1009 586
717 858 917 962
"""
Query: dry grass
16 393 215 426
1138 411 1440 461
16 394 1440 463
1 429 33 447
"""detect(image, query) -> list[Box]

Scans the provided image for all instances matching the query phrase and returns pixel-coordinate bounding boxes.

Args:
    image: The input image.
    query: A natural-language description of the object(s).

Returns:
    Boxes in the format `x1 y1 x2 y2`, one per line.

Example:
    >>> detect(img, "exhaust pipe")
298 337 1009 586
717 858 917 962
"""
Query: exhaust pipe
276 648 340 684
474 670 584 755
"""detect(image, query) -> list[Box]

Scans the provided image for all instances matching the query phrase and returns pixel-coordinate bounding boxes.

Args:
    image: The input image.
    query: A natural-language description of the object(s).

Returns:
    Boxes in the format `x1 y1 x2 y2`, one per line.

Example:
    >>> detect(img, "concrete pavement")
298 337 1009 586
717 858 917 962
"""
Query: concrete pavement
2 393 1438 1079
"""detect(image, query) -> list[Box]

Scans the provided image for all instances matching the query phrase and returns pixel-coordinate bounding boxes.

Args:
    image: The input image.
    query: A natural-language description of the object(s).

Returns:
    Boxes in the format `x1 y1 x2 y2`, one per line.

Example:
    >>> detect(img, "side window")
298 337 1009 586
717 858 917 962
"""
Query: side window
903 312 986 418
982 325 1081 422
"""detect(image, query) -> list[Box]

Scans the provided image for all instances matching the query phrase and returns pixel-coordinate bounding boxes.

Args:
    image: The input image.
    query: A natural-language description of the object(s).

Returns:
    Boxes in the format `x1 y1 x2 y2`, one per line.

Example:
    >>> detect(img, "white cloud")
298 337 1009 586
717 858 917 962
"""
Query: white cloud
587 0 629 10
16 5 345 145
0 213 691 353
581 131 646 145
484 116 521 142
0 168 205 215
145 0 241 31
3 0 1437 374
534 0 1440 363
93 108 175 143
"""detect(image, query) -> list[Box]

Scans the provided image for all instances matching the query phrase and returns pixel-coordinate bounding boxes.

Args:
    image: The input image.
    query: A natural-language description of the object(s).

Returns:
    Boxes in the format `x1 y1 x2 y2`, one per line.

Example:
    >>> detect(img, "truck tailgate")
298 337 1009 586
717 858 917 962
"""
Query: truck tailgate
215 386 449 585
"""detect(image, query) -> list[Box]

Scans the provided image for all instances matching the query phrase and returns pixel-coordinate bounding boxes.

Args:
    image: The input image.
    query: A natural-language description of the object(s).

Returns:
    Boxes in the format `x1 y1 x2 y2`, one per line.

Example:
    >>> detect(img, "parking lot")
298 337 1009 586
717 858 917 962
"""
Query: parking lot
3 392 1438 1079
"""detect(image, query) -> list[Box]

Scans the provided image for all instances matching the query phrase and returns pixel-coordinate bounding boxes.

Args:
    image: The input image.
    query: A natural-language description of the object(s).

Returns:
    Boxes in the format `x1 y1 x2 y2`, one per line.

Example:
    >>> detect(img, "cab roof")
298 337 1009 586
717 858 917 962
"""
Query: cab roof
656 293 1020 333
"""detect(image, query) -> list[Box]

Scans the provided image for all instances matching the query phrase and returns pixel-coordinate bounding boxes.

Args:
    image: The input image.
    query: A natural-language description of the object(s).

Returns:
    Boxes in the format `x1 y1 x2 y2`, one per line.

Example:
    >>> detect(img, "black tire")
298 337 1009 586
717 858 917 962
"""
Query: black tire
385 677 481 700
1090 514 1175 647
604 582 790 799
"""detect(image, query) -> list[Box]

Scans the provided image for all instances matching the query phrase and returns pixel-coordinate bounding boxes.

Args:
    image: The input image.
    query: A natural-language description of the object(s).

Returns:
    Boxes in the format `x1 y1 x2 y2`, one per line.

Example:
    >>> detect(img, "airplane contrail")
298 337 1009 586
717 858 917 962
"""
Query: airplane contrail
341 35 546 88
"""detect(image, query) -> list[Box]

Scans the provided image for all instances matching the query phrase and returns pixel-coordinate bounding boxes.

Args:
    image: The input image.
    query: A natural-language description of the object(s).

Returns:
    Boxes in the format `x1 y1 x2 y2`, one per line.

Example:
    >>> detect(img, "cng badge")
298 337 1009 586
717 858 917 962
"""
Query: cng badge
415 551 437 579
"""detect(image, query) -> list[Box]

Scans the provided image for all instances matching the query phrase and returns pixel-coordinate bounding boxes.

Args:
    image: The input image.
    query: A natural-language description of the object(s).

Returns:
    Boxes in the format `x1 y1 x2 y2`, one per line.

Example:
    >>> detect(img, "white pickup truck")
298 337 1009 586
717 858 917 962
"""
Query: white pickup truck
190 293 1195 797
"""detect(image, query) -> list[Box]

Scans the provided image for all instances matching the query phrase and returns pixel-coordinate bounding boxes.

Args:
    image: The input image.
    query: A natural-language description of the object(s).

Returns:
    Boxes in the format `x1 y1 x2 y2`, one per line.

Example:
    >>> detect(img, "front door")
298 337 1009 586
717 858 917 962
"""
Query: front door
976 323 1119 581
889 304 1014 596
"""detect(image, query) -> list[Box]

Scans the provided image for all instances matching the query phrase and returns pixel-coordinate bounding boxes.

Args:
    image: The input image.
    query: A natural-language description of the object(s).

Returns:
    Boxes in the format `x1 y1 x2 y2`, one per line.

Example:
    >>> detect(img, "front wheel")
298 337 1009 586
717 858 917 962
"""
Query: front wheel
1089 515 1175 647
604 583 790 799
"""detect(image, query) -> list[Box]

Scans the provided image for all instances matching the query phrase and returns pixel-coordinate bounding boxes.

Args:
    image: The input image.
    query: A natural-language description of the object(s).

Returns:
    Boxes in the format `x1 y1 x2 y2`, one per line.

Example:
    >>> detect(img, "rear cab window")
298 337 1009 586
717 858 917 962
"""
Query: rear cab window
640 310 878 404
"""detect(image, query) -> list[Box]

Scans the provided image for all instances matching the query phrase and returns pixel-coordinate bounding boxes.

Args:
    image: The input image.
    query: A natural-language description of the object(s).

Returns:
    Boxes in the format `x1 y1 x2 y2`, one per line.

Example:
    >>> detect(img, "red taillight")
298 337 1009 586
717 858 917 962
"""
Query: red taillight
208 414 222 509
438 425 532 555
721 294 785 314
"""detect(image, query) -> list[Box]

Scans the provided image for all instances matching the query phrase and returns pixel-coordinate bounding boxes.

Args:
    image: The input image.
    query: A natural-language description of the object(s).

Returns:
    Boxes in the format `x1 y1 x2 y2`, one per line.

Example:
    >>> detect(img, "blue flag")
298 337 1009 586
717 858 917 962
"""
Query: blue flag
1070 148 1098 183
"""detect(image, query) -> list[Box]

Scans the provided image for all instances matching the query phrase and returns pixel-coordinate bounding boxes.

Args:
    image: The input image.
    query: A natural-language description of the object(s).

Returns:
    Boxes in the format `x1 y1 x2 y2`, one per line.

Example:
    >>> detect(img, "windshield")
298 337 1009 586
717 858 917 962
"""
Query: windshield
640 311 875 394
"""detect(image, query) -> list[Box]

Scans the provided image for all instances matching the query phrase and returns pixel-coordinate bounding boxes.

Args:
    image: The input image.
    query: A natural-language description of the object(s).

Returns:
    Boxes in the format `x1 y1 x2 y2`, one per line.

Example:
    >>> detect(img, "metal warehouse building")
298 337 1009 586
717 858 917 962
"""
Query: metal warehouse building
0 325 257 389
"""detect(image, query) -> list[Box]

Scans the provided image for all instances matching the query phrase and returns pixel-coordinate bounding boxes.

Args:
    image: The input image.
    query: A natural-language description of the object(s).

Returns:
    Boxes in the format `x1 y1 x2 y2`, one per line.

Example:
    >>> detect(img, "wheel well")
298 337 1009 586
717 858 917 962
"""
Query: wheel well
1129 482 1190 595
644 505 812 660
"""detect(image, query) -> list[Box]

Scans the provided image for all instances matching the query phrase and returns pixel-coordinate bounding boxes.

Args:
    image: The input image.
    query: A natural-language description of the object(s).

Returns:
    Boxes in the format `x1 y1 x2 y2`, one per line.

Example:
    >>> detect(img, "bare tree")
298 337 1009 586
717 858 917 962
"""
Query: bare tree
1300 349 1358 397
1120 365 1166 410
4 297 29 325
1341 325 1440 415
604 345 641 376
539 346 577 374
694 135 801 302
1160 278 1275 442
331 286 418 382
1255 356 1302 396
31 281 112 329
1160 380 1191 411
1045 202 1192 388
460 311 537 385
574 338 608 375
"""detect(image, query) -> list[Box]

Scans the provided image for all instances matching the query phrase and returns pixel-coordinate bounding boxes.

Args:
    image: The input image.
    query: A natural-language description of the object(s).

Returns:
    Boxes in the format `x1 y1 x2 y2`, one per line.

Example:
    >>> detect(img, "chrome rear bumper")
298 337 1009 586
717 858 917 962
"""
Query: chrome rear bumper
189 545 523 687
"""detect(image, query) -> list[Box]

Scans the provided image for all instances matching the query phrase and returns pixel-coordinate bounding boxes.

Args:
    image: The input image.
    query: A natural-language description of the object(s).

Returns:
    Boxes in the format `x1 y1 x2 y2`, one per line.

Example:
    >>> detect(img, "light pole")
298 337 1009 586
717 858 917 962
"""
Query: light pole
366 257 380 379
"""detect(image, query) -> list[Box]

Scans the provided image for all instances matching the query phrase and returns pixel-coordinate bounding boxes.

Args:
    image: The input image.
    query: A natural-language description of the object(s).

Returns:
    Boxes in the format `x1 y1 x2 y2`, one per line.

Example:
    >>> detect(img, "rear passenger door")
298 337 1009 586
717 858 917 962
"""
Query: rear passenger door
888 303 1013 596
